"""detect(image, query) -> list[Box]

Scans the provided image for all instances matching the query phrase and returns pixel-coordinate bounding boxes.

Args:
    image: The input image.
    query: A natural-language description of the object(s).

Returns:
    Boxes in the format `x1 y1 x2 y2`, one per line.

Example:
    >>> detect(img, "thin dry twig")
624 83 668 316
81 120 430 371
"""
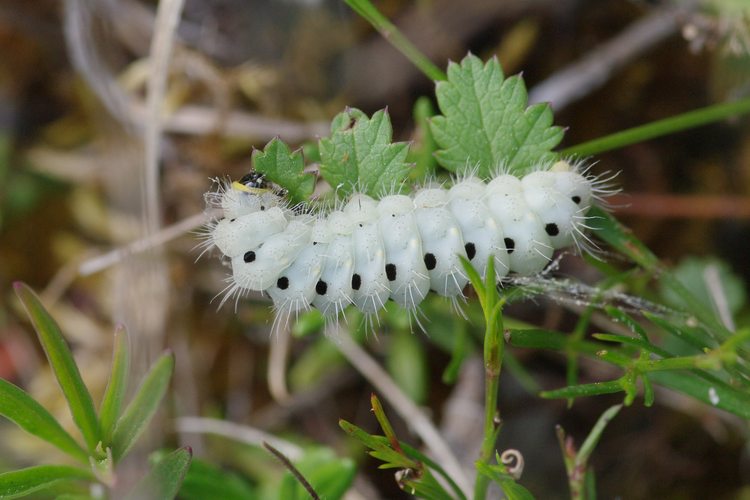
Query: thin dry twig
263 442 320 500
144 0 185 234
332 327 472 498
78 211 209 276
610 193 750 219
268 325 292 402
62 0 136 129
175 416 302 460
128 103 329 142
529 3 695 110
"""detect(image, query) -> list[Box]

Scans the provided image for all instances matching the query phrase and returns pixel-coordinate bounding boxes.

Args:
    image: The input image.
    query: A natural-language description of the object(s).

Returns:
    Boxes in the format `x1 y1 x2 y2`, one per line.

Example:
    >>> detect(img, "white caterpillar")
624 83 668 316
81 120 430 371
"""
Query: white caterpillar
204 160 608 324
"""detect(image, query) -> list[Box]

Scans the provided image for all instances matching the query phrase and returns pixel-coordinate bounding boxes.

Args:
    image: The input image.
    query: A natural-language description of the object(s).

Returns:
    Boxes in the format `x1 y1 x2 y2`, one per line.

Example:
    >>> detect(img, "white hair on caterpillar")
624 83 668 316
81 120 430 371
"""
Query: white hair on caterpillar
202 159 615 331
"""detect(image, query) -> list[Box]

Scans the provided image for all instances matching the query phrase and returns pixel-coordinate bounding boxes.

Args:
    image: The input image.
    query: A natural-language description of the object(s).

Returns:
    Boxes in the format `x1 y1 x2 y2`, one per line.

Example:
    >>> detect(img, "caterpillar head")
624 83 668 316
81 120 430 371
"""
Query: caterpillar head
221 172 286 219
549 160 593 210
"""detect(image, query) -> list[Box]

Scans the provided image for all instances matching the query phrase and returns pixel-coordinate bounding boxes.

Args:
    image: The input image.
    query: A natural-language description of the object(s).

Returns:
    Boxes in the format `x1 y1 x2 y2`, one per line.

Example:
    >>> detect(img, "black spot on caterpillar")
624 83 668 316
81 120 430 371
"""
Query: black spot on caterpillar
203 160 615 325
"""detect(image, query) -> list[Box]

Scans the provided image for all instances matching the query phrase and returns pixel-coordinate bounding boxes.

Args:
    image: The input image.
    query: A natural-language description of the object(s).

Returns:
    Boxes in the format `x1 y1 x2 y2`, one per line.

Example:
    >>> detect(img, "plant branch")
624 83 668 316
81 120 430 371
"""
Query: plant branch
332 329 472 497
561 96 750 157
344 0 446 82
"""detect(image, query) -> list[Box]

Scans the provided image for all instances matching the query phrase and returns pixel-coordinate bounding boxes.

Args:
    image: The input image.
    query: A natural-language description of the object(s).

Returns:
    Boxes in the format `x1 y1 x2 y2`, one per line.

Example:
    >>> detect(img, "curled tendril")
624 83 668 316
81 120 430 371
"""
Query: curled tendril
500 448 525 480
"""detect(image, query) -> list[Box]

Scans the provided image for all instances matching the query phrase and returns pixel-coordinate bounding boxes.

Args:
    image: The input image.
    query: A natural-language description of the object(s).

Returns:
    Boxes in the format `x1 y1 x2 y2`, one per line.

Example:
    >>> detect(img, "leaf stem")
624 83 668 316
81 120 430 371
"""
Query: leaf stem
344 0 447 82
473 259 505 500
562 96 750 157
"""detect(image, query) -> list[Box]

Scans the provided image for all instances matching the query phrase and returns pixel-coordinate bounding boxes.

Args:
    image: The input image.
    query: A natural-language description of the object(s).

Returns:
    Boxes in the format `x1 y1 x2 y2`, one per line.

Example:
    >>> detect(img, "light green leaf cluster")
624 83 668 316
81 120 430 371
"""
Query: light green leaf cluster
1 283 186 499
320 108 411 198
430 54 563 177
253 138 315 204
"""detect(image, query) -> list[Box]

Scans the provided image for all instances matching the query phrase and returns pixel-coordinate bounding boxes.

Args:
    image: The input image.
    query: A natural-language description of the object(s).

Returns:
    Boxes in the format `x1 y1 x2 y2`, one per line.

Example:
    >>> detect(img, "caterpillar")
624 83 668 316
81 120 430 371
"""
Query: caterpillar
203 160 610 326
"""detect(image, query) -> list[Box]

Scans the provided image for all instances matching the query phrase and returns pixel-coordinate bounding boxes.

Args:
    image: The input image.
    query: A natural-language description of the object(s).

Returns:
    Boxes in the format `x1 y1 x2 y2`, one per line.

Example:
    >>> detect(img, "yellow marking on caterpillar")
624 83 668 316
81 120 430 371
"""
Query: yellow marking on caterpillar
232 181 270 194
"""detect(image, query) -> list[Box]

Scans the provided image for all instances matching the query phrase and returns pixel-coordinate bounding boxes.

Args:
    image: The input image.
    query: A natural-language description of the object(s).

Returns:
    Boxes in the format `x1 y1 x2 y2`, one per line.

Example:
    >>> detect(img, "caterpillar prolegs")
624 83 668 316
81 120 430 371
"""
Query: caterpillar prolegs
204 160 607 324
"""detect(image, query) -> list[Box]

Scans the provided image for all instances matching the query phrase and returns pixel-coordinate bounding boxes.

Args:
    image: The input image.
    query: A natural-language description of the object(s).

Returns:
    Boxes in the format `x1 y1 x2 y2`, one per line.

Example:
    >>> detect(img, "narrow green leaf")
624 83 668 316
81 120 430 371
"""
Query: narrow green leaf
587 209 729 338
343 0 446 82
112 352 174 461
540 380 624 400
13 282 101 452
475 462 533 500
370 394 402 454
459 255 486 311
252 138 315 204
178 457 257 500
649 370 750 418
397 441 468 500
124 447 192 500
0 379 88 462
430 54 563 177
338 419 412 469
99 324 130 446
592 333 671 358
507 328 632 366
319 108 411 198
339 421 465 499
560 96 750 157
0 465 93 499
576 404 622 465
604 307 648 341
499 480 535 500
643 311 713 352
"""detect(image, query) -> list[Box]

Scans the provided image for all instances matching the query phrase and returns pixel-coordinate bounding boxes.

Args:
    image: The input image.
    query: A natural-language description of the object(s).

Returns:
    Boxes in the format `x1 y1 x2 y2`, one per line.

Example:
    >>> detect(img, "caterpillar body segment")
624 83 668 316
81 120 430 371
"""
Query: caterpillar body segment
206 161 604 321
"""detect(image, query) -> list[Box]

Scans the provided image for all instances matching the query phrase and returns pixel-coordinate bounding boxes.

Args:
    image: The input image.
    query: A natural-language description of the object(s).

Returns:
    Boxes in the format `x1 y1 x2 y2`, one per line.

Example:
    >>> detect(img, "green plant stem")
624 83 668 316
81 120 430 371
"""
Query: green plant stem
474 300 505 499
344 0 447 82
561 96 750 157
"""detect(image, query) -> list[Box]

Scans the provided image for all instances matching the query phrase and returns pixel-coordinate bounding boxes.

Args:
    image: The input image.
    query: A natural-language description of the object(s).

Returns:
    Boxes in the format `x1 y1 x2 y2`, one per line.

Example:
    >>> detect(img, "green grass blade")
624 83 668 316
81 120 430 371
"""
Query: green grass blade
99 324 130 446
649 371 750 419
124 447 192 500
343 0 446 82
586 209 729 338
0 465 93 499
0 379 88 462
507 328 632 366
111 352 174 461
540 380 624 400
13 282 101 452
576 404 622 465
561 96 750 157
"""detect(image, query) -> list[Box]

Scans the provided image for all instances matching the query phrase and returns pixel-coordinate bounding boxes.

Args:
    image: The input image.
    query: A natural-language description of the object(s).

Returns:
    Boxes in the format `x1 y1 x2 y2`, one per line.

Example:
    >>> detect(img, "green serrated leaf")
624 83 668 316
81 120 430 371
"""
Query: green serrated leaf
252 138 315 204
0 465 93 499
112 352 174 461
0 379 88 462
99 325 130 446
124 447 192 500
13 282 101 453
430 54 563 177
319 108 410 197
